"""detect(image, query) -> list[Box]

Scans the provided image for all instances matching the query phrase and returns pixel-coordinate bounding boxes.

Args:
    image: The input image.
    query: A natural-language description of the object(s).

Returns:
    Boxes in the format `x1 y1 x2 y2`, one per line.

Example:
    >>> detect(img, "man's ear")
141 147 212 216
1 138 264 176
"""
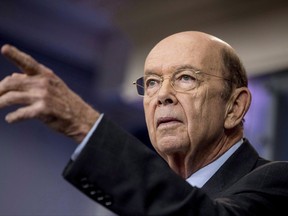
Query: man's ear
224 87 251 129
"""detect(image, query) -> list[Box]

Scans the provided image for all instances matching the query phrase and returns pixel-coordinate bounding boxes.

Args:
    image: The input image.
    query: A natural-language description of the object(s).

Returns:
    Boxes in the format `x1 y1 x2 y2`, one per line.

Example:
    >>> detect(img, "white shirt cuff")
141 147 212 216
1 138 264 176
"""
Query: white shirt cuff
71 113 104 161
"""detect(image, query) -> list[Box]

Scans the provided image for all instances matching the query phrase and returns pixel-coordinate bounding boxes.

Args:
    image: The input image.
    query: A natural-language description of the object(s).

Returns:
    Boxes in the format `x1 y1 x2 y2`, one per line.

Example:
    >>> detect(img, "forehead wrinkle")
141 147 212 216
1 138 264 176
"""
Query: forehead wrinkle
173 64 201 72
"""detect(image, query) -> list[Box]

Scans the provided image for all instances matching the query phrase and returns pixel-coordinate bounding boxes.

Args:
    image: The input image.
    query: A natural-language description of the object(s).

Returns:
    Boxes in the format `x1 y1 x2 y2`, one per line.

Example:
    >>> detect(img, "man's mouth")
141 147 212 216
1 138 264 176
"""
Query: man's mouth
156 117 181 128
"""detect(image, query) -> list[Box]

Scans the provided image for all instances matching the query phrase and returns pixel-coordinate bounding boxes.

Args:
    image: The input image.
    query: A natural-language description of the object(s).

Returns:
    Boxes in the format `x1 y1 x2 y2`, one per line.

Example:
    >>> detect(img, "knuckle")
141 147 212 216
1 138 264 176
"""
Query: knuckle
38 77 48 87
11 72 20 77
3 74 13 82
37 100 49 113
1 75 14 88
40 90 50 103
37 76 53 91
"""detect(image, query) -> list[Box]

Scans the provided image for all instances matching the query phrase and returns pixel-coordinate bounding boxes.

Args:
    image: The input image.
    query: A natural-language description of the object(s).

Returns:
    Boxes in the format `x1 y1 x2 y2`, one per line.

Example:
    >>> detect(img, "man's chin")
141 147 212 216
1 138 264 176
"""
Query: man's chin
156 140 187 155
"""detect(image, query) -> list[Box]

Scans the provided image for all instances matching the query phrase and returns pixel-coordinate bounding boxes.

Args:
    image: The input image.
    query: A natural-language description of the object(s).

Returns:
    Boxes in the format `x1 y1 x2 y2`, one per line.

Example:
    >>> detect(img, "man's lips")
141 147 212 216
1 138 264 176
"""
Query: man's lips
156 117 181 127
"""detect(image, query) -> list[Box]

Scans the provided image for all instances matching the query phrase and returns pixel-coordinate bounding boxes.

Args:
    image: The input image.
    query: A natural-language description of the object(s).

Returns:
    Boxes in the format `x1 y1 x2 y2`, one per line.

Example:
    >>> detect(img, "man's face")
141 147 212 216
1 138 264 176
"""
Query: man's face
143 33 229 161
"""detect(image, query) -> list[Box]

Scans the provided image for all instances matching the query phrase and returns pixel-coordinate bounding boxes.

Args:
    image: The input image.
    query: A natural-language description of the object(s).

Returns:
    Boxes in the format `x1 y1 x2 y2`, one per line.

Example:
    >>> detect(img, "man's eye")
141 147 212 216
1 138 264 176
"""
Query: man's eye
179 74 196 82
146 79 159 88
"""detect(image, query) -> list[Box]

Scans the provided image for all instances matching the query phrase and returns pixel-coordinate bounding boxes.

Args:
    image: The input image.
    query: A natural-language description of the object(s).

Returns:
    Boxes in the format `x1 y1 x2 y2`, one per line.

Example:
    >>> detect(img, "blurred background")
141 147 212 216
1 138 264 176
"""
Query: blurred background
0 0 287 215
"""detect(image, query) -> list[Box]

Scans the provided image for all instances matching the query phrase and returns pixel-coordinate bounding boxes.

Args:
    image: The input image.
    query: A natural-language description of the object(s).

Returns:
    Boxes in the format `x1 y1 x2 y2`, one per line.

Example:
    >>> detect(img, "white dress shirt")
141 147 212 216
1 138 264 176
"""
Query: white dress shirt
186 140 242 188
71 113 104 161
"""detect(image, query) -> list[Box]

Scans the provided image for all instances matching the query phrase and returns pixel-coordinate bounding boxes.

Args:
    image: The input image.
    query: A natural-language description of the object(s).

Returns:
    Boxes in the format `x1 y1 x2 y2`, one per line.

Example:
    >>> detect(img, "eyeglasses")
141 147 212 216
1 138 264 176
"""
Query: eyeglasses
133 69 231 97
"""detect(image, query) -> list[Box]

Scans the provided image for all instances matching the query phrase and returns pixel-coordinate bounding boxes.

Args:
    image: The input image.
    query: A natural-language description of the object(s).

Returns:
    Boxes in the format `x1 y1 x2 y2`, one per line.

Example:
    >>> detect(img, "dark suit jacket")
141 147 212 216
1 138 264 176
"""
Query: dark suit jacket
63 116 288 215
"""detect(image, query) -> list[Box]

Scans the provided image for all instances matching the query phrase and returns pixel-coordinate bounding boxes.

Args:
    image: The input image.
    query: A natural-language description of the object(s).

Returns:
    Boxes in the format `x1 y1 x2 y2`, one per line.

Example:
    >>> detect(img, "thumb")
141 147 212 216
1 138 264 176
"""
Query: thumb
1 44 41 76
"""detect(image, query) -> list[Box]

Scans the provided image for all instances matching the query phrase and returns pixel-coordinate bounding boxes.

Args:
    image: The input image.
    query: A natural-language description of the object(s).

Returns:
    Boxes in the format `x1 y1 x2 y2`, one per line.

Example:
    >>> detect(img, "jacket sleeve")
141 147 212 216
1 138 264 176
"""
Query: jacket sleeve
62 116 288 216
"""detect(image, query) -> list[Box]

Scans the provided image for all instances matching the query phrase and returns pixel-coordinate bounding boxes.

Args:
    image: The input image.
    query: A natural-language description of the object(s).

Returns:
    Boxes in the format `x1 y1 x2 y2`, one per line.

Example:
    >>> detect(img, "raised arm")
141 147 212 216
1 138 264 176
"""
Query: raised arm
0 44 100 143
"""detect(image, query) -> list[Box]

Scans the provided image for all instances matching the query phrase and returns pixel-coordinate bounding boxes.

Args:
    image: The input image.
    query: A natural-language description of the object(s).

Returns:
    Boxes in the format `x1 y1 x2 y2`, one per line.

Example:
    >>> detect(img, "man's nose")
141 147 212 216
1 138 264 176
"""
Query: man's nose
157 79 176 105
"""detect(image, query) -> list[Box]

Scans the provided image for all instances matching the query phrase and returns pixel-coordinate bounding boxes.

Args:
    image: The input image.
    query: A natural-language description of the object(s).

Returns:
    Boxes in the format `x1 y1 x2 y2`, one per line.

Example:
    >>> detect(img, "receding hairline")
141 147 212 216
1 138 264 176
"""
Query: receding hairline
156 31 233 49
146 31 236 65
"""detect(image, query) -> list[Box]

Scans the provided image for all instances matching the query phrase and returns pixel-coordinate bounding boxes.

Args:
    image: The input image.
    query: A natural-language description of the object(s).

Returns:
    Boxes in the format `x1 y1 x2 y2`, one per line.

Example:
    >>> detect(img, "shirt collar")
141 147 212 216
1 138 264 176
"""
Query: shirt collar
186 139 243 188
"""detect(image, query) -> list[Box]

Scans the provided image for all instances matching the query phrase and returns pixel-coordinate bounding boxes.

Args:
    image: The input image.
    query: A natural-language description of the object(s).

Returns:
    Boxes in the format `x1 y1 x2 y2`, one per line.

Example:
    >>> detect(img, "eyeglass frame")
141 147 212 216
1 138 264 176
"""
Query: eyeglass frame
133 68 232 97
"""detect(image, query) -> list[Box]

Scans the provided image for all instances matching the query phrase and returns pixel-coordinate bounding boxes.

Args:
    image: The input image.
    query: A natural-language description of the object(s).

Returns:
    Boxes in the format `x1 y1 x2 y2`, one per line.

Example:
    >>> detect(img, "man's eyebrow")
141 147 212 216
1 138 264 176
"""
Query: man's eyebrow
144 65 201 75
144 70 160 76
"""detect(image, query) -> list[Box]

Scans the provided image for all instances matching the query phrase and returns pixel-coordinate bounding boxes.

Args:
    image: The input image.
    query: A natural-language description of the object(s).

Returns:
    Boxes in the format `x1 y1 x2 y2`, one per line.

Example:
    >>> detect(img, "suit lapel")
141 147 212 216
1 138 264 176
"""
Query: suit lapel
201 139 260 198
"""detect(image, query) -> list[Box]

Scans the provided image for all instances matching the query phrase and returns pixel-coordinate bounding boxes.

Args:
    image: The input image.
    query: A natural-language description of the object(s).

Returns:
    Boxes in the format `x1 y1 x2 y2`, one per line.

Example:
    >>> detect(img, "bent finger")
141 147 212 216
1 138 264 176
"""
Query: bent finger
1 44 41 76
5 104 38 123
0 91 33 108
0 73 27 96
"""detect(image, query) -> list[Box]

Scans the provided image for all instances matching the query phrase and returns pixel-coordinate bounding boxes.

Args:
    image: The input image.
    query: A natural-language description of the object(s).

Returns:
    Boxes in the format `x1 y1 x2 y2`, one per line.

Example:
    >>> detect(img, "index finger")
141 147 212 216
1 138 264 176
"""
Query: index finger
1 44 40 75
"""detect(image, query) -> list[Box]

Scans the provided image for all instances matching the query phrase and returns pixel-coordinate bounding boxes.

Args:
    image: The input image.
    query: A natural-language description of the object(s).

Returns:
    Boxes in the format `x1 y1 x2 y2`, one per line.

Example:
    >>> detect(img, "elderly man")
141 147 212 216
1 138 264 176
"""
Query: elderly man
1 31 288 215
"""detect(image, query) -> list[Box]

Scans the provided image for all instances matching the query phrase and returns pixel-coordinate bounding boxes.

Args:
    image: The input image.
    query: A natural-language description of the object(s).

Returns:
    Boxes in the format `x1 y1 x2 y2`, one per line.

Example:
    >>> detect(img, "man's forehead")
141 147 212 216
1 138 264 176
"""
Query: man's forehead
145 36 212 68
144 31 232 74
147 31 231 57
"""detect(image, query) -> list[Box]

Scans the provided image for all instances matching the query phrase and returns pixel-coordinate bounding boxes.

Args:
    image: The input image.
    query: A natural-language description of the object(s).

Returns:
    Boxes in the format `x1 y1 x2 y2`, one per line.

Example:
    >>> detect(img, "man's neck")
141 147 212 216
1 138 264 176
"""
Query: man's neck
166 130 243 179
